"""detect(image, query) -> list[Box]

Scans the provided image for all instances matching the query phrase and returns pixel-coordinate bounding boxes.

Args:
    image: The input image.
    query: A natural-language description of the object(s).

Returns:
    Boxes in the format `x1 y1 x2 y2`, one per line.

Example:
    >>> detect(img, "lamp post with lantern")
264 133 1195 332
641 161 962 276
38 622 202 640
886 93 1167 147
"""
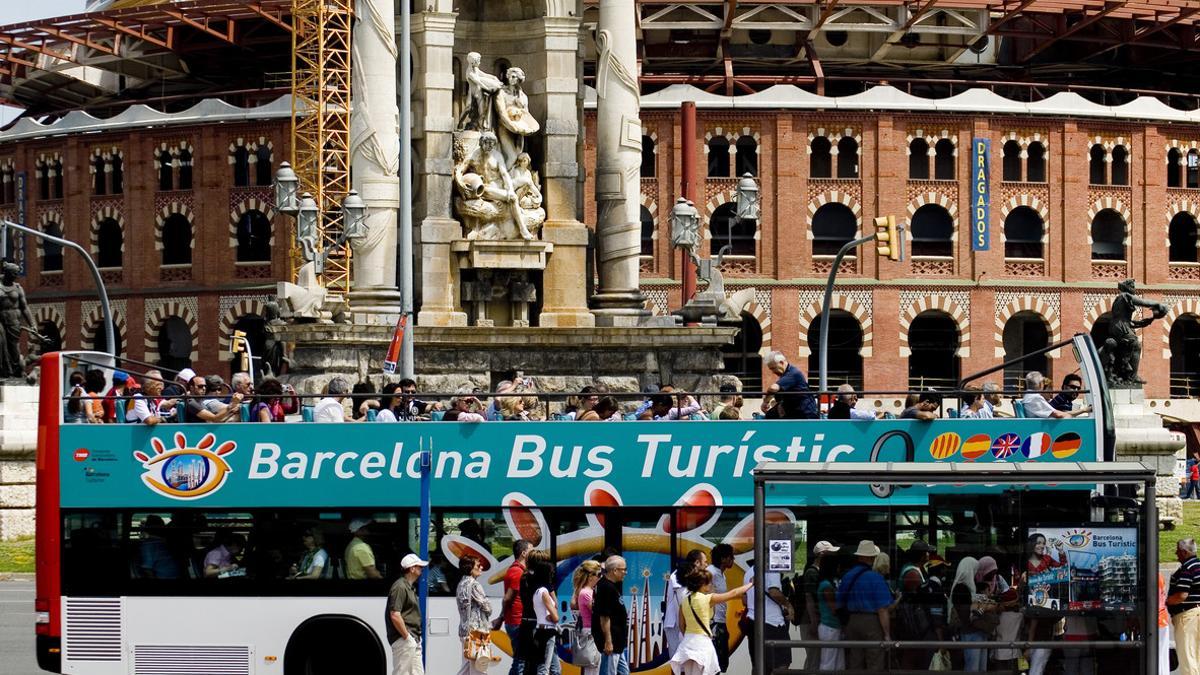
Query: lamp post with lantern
273 161 367 277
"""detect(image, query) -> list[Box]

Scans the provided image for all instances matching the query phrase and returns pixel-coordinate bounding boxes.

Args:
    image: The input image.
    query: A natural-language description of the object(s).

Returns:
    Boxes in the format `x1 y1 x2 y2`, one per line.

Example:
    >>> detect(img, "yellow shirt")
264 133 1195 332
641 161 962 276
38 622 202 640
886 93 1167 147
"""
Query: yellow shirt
682 592 713 635
344 537 375 580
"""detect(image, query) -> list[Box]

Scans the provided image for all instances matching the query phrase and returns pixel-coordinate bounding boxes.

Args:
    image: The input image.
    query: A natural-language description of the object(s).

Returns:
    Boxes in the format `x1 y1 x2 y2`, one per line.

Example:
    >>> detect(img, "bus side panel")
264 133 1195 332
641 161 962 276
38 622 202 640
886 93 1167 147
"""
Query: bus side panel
36 352 63 661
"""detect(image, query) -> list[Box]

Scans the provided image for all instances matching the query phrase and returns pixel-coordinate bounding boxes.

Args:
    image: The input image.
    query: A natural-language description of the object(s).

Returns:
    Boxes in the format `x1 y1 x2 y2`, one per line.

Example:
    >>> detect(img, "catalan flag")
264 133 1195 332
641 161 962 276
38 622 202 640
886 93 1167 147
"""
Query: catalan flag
1052 432 1083 459
991 433 1020 460
1021 432 1051 460
929 432 962 460
961 434 991 461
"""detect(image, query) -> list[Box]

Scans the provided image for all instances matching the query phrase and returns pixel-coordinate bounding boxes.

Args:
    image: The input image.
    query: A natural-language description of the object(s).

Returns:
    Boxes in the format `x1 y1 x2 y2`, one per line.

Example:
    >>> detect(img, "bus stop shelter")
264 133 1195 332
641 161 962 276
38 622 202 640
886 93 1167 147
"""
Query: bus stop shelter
752 462 1159 675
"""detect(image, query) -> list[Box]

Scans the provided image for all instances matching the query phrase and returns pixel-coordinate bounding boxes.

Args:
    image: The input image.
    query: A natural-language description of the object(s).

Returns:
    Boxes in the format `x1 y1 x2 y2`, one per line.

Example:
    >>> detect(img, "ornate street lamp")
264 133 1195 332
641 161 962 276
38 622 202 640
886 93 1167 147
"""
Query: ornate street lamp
274 162 300 216
341 190 367 243
669 196 700 266
735 172 759 222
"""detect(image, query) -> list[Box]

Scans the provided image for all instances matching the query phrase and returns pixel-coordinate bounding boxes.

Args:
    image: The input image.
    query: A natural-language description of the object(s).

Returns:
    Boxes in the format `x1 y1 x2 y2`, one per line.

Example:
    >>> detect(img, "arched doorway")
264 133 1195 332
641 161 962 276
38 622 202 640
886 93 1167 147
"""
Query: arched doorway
236 210 272 262
1169 212 1199 263
92 319 122 357
229 315 267 377
811 203 857 256
720 313 763 392
908 312 960 389
97 218 123 269
37 321 62 354
1004 207 1044 259
1090 209 1126 261
709 202 755 256
1090 313 1112 352
1002 311 1050 389
806 309 864 390
1171 315 1200 397
156 316 192 372
910 204 954 257
161 214 192 265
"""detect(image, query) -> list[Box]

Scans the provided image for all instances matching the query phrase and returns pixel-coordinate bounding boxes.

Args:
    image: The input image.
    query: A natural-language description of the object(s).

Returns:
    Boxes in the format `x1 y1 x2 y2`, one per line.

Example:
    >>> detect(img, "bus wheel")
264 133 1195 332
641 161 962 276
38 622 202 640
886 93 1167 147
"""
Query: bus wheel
284 615 386 675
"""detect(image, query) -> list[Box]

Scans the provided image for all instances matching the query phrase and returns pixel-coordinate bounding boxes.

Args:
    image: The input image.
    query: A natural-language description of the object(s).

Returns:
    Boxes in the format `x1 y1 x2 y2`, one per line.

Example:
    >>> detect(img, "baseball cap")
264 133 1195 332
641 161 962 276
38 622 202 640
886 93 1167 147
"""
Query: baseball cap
401 553 429 570
812 540 837 556
348 518 372 533
176 368 197 383
125 376 139 389
112 370 129 382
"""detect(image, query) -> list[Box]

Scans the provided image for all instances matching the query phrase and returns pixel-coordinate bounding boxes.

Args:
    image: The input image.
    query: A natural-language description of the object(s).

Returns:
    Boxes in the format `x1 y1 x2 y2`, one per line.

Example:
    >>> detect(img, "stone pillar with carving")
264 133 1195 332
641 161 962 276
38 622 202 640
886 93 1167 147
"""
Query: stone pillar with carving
590 0 647 326
413 1 468 327
348 0 404 323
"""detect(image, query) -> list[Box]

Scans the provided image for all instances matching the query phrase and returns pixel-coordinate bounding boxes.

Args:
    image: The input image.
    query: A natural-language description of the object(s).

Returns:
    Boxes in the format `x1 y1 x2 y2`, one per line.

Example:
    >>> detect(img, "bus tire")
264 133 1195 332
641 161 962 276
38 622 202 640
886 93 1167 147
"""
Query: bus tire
284 614 386 675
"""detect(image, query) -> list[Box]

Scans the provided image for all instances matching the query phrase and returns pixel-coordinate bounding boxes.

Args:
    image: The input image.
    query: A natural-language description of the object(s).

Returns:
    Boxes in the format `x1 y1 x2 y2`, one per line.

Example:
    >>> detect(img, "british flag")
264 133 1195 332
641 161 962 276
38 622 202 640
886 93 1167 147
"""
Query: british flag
991 433 1021 460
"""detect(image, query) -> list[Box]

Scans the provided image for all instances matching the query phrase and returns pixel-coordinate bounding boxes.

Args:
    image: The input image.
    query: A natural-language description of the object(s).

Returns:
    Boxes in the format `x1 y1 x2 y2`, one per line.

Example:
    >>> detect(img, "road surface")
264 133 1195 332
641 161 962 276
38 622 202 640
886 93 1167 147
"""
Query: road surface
0 577 39 675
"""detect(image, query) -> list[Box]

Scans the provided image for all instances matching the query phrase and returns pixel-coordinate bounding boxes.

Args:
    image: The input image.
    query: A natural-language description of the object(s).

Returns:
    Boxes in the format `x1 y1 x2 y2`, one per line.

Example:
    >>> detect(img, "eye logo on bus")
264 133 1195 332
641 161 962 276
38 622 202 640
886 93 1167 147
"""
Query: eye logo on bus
133 432 236 501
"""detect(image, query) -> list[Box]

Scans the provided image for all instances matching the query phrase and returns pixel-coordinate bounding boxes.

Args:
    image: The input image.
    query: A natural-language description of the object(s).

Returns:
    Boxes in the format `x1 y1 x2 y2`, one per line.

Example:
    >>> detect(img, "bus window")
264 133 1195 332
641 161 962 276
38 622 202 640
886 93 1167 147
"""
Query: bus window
423 510 516 597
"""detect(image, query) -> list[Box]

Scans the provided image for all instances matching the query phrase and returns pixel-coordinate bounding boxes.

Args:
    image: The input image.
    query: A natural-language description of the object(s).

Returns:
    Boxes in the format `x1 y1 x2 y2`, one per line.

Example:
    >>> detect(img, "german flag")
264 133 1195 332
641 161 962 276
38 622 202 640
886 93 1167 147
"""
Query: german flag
1052 432 1083 459
929 432 962 461
961 434 991 461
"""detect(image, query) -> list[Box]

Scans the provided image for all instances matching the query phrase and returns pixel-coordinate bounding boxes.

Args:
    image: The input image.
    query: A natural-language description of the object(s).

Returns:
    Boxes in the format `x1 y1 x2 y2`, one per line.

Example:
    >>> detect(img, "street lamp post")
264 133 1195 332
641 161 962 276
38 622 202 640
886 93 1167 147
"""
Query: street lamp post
274 164 367 277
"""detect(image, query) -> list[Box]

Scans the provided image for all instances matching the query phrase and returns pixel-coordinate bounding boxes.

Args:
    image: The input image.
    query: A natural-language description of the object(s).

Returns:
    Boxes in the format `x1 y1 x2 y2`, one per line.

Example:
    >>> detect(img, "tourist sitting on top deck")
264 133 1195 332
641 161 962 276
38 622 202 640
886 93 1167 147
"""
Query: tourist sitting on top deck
638 391 701 420
1049 373 1085 413
711 383 743 420
901 390 941 421
444 386 487 422
161 367 193 399
761 351 819 419
126 370 177 425
960 384 991 419
313 376 353 423
1021 371 1090 419
828 383 880 420
184 375 242 423
577 396 620 421
396 378 442 420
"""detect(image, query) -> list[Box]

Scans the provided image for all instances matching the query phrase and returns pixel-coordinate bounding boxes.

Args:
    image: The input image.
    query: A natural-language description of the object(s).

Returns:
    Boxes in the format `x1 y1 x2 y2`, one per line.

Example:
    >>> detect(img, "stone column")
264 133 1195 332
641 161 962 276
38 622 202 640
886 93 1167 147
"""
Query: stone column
348 0 404 323
412 3 467 327
590 0 646 326
1113 386 1186 527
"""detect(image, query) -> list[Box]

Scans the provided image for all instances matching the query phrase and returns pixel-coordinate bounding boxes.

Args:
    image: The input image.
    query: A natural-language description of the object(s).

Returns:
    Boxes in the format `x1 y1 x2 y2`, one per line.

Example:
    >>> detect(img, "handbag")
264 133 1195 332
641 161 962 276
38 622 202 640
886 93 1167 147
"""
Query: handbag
570 616 601 667
929 649 952 671
464 629 499 665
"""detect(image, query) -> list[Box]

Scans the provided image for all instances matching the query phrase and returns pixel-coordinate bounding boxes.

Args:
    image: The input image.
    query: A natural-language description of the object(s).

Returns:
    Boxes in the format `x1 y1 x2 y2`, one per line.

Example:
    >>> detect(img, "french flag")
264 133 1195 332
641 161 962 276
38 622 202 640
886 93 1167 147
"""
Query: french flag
1022 432 1051 460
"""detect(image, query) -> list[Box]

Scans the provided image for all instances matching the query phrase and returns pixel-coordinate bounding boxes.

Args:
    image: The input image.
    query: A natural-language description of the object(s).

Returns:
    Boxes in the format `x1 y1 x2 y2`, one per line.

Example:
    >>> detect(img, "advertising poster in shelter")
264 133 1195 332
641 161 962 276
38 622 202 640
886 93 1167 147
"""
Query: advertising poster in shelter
1025 525 1138 612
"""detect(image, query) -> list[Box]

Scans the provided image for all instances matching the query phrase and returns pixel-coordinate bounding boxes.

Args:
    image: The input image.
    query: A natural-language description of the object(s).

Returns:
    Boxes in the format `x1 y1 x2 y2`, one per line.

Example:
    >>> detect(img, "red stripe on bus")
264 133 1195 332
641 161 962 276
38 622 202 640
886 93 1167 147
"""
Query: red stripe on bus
35 352 62 636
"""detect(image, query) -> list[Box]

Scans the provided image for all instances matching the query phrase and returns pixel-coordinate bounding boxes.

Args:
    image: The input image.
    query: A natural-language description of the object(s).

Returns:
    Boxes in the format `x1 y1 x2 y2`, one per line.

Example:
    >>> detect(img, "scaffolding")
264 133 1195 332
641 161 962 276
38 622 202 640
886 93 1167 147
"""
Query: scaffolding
289 0 353 293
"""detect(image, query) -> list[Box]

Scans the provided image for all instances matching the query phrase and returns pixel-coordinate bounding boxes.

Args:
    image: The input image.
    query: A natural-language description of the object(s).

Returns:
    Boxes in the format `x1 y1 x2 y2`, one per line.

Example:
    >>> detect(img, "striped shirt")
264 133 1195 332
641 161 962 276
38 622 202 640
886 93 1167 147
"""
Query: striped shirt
1169 556 1200 616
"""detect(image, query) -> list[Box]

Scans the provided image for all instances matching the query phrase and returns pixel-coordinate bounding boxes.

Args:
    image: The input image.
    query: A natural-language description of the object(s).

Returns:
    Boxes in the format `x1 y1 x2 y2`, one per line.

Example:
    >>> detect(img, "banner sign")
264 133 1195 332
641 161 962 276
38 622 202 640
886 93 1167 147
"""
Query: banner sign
971 138 990 251
1025 525 1138 612
12 171 26 275
60 418 1098 509
382 314 406 375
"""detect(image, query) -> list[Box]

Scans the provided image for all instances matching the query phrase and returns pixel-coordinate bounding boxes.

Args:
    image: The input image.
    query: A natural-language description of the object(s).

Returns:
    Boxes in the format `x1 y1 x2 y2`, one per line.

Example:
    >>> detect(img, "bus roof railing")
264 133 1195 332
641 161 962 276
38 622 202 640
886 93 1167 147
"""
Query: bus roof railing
753 461 1153 484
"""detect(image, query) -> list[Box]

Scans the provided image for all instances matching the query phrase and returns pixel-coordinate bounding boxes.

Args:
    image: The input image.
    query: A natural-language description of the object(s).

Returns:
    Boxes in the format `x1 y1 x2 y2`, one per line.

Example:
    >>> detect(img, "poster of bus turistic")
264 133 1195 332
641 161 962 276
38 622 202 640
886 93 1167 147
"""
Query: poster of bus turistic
1025 526 1138 612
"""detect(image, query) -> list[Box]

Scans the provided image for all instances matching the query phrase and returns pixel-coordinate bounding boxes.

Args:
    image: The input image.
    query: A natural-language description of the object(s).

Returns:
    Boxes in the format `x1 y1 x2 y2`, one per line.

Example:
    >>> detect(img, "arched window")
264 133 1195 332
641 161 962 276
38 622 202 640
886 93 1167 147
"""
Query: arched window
97 218 123 269
1090 209 1126 261
38 167 49 200
707 136 730 178
51 158 63 199
1168 148 1183 188
92 155 107 195
229 315 267 377
92 319 122 357
255 145 273 186
811 203 857 256
236 210 272 263
178 148 193 190
1026 142 1046 182
810 136 832 178
37 321 62 354
1170 315 1200 398
158 153 174 191
640 135 656 178
42 221 63 272
1002 140 1022 181
157 316 193 372
1089 144 1107 185
111 156 123 195
639 206 655 257
1002 312 1050 389
908 311 960 389
837 137 859 179
161 214 192 266
735 136 758 177
910 204 954 257
1169 212 1199 263
709 202 756 256
232 145 251 187
1111 145 1129 185
1004 206 1045 259
934 139 955 180
807 309 864 390
1090 313 1112 348
1188 150 1200 190
908 138 930 180
720 313 763 392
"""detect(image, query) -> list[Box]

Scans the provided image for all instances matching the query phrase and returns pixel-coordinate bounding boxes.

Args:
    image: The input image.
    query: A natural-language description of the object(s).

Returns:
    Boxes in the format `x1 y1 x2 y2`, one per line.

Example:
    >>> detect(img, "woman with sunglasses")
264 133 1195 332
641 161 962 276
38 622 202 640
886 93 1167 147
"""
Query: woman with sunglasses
570 560 603 674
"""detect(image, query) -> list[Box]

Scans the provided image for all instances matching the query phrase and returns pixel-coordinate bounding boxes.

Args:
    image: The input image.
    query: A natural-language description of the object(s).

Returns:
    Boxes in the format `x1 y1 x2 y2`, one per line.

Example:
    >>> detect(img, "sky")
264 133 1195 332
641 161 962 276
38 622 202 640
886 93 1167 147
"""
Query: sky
0 1 87 125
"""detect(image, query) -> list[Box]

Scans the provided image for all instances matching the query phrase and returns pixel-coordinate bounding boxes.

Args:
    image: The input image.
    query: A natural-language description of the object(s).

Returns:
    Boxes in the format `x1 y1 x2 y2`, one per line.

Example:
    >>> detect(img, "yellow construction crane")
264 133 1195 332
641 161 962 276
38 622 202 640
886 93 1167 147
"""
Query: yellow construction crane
289 0 354 293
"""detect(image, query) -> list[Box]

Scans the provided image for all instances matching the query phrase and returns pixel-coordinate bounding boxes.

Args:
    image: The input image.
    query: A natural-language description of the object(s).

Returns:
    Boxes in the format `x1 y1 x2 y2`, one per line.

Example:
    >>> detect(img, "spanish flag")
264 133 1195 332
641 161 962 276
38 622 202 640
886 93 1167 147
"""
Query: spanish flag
961 434 991 461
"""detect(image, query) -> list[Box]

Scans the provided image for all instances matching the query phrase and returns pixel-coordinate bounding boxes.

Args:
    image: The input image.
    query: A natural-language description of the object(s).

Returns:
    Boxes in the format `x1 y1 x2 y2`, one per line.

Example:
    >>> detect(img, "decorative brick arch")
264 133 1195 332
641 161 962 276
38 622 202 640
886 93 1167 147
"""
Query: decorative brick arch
90 206 125 258
638 193 660 245
31 305 65 341
806 190 863 239
82 305 127 353
155 202 195 252
999 195 1051 244
218 298 269 351
1084 297 1113 332
899 296 970 358
993 295 1062 358
718 295 772 357
906 192 960 240
1086 197 1132 246
703 127 735 154
1166 200 1200 248
796 296 872 358
806 126 863 152
1162 298 1200 359
228 197 277 248
143 301 199 364
35 211 64 260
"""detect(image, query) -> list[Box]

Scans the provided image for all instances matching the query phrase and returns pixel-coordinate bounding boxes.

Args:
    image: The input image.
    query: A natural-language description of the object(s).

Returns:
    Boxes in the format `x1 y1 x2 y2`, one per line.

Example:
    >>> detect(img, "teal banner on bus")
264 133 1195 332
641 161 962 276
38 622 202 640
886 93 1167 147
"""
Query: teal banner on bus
59 419 1097 509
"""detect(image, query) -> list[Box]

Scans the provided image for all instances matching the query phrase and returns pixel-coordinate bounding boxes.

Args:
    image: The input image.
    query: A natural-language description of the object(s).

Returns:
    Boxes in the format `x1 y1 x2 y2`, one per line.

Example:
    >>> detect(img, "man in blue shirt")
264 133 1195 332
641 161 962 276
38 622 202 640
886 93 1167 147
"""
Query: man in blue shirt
761 351 818 419
836 540 893 671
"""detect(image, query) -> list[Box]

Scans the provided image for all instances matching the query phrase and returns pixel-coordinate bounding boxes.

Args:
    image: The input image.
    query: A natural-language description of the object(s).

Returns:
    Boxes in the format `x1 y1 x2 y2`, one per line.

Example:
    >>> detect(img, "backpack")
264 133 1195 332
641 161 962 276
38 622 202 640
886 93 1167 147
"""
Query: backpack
782 575 804 625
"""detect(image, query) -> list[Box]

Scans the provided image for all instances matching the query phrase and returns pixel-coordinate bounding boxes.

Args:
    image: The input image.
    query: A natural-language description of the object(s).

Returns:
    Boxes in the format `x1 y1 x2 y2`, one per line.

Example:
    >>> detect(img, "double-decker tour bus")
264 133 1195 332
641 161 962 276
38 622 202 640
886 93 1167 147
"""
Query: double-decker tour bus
35 335 1125 674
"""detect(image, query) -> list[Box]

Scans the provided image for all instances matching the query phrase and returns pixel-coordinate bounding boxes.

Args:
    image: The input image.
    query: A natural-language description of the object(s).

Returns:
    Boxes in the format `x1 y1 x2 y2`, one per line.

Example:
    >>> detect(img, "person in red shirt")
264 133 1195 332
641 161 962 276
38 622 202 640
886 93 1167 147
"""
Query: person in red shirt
1025 533 1067 575
492 539 532 675
102 371 137 423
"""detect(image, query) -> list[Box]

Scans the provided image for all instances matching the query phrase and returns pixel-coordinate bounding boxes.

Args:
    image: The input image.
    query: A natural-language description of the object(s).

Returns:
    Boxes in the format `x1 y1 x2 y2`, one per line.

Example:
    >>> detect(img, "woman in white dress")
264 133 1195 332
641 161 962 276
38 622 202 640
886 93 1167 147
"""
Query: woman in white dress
669 568 752 675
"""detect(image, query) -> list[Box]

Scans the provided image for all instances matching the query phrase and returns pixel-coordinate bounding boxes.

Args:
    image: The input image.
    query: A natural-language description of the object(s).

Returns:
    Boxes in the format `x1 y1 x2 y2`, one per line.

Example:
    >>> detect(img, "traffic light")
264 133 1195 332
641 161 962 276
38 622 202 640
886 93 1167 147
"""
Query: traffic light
874 215 905 262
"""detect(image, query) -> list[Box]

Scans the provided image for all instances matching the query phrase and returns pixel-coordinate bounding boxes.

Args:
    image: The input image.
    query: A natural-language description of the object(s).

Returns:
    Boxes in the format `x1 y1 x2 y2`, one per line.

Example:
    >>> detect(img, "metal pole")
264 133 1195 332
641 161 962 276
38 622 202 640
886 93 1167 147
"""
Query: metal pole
398 0 415 380
818 234 875 393
418 440 432 669
753 477 765 674
2 220 114 357
1144 479 1158 675
680 101 697 306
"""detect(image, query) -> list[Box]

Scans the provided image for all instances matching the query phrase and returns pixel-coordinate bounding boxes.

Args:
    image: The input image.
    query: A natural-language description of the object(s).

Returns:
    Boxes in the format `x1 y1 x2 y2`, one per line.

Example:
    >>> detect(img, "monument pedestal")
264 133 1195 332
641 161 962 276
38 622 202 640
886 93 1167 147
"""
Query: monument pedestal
1112 386 1186 526
0 384 37 540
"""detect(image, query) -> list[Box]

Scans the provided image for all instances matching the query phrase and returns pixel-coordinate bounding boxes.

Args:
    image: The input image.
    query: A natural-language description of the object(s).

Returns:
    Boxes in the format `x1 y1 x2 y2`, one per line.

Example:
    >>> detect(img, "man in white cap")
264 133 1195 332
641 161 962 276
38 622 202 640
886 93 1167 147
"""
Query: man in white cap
801 541 838 669
388 552 429 675
345 519 381 580
836 540 893 671
162 367 195 398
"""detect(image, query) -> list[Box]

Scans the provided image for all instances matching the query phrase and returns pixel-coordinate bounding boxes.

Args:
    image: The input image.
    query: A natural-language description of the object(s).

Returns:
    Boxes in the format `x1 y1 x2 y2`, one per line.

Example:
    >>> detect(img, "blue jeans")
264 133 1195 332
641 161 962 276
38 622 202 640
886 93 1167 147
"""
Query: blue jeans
598 653 629 675
536 634 562 675
506 625 524 675
961 631 988 672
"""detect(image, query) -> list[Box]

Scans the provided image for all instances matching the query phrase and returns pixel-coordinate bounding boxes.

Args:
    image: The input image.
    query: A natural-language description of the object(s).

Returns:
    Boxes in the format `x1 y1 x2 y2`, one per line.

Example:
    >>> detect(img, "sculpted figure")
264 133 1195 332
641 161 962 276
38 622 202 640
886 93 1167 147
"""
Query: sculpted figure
454 132 516 240
457 52 503 132
1104 278 1168 386
493 66 540 169
509 153 545 240
0 262 35 378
